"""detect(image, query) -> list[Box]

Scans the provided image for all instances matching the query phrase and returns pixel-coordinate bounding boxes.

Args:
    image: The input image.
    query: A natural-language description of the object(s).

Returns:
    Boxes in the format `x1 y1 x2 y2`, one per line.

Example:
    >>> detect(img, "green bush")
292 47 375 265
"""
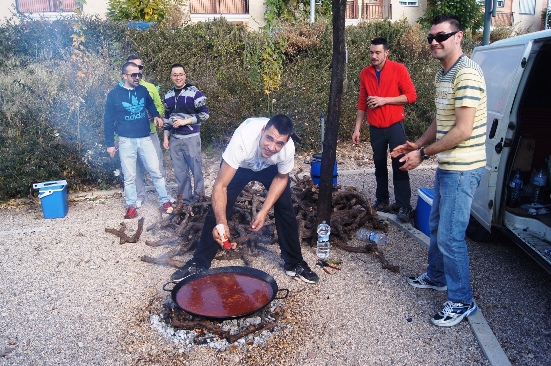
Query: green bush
0 17 483 200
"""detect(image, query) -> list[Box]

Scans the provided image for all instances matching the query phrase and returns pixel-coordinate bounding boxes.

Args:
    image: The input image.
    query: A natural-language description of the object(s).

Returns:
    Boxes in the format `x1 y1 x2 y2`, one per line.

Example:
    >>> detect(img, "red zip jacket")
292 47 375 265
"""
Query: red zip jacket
357 59 417 128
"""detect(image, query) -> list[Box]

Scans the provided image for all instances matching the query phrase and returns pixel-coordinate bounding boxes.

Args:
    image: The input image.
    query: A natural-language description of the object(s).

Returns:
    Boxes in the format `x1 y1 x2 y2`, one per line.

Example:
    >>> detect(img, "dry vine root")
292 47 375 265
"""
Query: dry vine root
105 217 144 244
114 171 399 273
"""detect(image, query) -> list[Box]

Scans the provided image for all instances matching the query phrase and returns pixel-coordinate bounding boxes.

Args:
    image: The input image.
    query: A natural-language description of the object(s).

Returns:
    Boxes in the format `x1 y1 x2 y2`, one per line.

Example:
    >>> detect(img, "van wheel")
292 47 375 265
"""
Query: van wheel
466 216 493 242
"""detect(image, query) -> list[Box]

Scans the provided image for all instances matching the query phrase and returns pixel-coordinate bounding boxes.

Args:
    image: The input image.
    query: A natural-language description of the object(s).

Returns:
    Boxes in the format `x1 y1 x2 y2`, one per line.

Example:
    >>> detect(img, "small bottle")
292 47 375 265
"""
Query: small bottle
215 224 232 250
531 166 548 204
355 228 388 246
368 232 388 246
316 221 331 260
507 168 523 207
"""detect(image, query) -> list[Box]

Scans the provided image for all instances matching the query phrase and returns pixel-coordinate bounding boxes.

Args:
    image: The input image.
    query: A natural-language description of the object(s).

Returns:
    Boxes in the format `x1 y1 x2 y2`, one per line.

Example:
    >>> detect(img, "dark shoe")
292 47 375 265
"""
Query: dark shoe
170 261 206 282
397 206 411 223
372 201 390 212
162 201 174 214
285 262 319 284
407 272 447 291
431 300 477 327
124 206 137 219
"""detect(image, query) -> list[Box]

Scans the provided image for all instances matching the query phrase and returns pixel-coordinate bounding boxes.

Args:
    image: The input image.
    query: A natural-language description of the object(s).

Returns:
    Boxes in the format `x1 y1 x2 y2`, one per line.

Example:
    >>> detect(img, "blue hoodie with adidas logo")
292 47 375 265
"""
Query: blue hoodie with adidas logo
103 82 160 147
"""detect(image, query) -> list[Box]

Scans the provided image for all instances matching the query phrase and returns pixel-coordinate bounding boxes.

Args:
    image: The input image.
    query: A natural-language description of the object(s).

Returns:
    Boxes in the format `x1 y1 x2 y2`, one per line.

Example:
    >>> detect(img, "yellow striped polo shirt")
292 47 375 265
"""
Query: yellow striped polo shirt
434 54 487 171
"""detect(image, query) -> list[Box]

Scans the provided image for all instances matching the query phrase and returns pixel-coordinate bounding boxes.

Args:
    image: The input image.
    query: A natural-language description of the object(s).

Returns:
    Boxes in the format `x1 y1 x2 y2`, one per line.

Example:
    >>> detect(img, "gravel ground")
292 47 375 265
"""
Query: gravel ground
1 141 550 365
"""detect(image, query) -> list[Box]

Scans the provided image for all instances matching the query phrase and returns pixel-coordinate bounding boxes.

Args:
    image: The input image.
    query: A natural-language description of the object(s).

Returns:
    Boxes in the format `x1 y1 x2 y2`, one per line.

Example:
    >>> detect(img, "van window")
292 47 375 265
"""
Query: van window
472 44 527 114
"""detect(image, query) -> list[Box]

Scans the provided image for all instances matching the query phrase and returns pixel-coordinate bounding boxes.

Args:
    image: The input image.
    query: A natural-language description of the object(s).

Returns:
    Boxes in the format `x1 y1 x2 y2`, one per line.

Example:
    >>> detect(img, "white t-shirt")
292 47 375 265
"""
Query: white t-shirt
222 117 295 174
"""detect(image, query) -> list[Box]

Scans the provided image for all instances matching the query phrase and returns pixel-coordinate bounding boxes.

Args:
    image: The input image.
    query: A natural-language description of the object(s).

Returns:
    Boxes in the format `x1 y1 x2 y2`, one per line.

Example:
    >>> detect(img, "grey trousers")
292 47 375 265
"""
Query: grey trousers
136 132 166 202
170 134 204 204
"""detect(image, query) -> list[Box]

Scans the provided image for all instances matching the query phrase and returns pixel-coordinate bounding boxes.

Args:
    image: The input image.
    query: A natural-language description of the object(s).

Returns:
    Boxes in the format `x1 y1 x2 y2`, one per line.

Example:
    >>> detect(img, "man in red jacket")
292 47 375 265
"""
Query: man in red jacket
352 37 417 223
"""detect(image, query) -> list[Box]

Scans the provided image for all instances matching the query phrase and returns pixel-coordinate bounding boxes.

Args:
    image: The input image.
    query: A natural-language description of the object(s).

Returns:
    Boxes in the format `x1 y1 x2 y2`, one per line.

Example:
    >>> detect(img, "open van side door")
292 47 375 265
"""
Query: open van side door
470 41 534 230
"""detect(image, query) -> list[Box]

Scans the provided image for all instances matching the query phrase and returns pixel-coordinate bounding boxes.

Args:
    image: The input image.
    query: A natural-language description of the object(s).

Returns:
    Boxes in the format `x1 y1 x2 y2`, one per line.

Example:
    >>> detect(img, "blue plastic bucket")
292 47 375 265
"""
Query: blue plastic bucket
33 180 68 219
414 187 434 237
310 154 338 185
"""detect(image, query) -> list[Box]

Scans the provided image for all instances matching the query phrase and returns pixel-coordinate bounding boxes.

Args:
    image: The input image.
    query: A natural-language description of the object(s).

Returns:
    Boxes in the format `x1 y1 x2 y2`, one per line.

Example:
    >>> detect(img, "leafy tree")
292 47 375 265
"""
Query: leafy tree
265 0 332 27
421 0 484 32
107 0 179 22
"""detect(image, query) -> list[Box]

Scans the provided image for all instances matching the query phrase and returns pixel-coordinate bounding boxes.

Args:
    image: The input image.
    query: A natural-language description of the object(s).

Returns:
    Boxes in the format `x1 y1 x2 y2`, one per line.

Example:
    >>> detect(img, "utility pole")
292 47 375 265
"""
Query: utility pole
482 0 498 45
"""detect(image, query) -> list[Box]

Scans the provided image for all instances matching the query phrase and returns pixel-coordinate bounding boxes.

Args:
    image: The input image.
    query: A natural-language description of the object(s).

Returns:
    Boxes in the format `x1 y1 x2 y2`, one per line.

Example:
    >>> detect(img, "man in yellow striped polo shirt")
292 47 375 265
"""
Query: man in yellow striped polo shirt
391 14 487 327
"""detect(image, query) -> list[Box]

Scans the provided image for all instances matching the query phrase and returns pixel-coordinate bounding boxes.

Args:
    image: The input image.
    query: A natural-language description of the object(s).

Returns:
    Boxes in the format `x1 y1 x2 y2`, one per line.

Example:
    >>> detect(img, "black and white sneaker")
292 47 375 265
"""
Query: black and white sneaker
431 300 477 327
407 272 447 291
170 260 205 282
285 262 319 284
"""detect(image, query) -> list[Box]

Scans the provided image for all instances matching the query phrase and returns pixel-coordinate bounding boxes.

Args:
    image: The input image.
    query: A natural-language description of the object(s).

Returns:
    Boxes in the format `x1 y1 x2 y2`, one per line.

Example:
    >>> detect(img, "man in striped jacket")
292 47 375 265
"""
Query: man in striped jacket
163 64 209 210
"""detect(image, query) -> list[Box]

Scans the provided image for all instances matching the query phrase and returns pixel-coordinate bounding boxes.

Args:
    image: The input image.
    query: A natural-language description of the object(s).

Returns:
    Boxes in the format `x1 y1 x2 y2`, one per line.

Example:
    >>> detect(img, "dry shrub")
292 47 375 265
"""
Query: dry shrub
276 20 327 57
396 23 429 62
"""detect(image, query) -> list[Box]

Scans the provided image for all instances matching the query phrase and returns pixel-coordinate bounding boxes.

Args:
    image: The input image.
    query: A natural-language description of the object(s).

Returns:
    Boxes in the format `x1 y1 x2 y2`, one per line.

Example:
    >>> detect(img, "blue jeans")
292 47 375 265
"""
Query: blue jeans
136 132 166 201
426 167 484 304
118 136 170 207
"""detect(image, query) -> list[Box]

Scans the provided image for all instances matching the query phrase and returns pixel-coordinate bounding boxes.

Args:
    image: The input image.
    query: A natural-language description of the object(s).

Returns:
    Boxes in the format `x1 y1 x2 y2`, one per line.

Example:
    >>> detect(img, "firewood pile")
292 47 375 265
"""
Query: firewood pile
105 172 399 273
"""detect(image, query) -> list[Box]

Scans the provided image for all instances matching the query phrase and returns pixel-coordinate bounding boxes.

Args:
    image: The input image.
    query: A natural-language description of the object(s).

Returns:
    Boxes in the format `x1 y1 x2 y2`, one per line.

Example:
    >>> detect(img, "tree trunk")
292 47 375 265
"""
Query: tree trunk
317 0 347 226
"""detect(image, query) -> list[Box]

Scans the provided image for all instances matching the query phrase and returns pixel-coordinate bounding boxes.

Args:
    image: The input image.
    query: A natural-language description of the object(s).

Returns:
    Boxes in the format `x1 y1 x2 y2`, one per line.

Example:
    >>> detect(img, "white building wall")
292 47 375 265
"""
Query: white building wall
83 0 109 18
512 0 546 31
391 0 426 24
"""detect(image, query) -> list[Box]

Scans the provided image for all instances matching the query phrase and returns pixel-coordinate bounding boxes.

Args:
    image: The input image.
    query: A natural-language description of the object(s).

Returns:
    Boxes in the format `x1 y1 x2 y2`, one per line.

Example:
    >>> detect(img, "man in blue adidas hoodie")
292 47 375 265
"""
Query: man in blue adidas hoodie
104 61 173 219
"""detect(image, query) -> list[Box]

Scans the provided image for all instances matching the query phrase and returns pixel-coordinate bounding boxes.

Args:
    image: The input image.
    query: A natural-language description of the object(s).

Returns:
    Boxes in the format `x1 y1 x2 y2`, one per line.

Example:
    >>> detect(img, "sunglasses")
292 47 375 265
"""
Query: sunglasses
126 73 142 78
427 31 458 44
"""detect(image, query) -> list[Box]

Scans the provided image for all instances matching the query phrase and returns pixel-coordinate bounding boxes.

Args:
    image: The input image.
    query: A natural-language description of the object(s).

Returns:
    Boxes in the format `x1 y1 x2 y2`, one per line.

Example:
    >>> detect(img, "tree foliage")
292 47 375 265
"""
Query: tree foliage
265 0 332 27
107 0 180 22
421 0 484 32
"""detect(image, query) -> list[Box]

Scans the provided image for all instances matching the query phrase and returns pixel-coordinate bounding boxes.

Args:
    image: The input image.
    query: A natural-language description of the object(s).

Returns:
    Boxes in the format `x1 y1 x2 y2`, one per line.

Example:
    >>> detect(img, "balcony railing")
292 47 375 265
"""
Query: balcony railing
190 0 249 14
492 12 514 27
362 3 392 20
346 1 392 20
16 0 76 13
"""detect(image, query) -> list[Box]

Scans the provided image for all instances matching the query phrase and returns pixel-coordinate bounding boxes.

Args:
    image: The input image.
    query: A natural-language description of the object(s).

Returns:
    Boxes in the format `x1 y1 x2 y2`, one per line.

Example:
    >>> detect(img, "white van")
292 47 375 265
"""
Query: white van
468 29 551 274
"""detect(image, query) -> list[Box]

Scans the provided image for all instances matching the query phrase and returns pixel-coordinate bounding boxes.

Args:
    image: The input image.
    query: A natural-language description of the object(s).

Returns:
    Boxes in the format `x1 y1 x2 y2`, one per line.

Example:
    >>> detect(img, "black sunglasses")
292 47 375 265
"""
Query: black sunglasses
137 65 144 70
427 31 458 44
126 72 142 78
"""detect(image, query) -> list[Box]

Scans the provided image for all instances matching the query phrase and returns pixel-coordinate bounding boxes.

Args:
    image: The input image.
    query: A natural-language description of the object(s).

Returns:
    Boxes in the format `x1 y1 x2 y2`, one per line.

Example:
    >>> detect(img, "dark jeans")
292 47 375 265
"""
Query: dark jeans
369 121 411 209
191 164 304 269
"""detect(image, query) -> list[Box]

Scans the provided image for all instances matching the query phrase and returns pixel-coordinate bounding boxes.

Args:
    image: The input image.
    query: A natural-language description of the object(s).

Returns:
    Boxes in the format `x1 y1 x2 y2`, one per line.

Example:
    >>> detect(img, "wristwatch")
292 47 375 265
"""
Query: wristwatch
419 148 430 160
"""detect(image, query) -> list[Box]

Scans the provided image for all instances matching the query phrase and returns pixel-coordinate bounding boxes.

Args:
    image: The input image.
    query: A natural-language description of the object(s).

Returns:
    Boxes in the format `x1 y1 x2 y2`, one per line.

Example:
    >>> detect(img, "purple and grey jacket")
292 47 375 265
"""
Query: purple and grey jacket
163 83 209 139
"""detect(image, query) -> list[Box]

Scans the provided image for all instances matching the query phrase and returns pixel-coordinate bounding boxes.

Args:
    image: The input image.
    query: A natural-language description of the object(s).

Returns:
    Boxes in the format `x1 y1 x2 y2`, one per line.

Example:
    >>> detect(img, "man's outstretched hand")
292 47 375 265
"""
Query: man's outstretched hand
391 140 418 158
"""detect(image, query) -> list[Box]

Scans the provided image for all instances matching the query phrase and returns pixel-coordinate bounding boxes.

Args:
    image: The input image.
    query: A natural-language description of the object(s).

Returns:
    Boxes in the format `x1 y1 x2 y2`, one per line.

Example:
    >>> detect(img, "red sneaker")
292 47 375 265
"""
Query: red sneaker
124 205 138 219
162 201 174 214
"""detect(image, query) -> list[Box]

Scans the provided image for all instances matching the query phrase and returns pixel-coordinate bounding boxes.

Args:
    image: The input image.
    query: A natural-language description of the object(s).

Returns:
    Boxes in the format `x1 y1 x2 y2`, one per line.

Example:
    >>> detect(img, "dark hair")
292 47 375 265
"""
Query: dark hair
431 14 462 32
121 61 138 74
370 37 389 50
265 114 293 136
126 54 140 62
170 63 185 73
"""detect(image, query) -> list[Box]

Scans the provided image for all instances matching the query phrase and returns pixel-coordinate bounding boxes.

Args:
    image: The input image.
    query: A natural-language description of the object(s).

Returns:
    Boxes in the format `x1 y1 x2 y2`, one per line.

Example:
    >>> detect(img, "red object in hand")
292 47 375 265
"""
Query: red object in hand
216 224 232 250
222 238 232 250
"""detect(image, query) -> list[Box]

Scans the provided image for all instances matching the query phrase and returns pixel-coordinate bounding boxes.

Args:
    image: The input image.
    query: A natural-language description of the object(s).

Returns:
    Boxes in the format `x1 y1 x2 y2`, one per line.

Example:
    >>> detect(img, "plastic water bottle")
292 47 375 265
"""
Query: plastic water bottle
531 166 548 204
355 228 387 246
316 221 331 260
368 232 388 246
507 168 523 207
